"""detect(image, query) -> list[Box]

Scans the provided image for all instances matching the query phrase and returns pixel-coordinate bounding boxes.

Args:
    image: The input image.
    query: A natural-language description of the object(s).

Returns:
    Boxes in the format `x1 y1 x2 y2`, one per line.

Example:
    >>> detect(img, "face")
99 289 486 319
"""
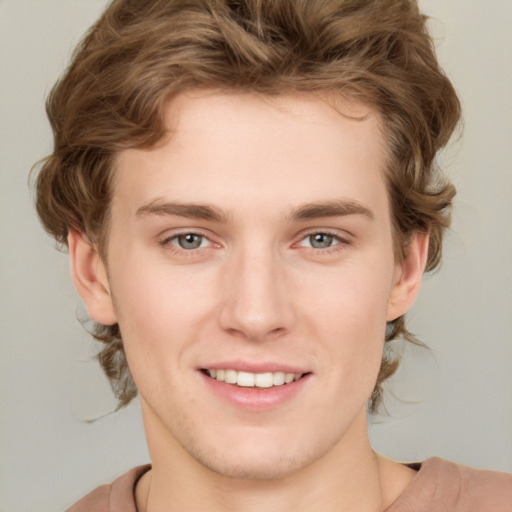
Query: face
73 91 424 480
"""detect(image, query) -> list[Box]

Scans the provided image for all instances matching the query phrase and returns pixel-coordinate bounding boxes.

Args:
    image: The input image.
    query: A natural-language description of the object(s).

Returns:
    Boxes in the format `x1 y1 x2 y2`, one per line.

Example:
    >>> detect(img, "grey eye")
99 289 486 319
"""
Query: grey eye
297 231 345 251
176 233 204 249
308 233 334 249
308 233 335 249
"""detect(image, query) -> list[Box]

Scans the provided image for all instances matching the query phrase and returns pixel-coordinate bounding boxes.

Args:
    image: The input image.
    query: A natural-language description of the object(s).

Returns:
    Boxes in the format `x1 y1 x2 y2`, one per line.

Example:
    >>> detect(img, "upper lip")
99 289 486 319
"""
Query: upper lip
198 360 310 374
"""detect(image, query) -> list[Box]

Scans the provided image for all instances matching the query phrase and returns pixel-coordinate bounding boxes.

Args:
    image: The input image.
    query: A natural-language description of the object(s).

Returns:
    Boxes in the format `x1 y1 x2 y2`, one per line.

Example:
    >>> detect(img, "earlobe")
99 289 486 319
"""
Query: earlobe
386 232 430 322
68 230 117 326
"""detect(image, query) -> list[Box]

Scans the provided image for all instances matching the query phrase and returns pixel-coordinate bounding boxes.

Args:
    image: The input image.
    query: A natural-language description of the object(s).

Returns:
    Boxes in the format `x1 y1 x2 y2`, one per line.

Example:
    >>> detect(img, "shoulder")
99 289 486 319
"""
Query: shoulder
388 457 512 512
442 457 512 510
65 464 151 512
426 457 512 509
65 484 111 512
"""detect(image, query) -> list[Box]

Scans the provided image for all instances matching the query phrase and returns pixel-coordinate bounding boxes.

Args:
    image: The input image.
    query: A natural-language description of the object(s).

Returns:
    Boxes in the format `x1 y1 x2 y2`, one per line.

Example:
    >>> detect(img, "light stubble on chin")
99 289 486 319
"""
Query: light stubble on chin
166 414 349 481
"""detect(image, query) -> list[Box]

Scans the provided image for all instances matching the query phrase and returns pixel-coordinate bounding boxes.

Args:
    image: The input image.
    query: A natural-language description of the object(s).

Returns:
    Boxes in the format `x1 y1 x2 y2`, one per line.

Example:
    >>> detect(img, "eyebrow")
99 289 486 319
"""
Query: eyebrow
135 198 374 223
136 200 228 223
288 199 374 221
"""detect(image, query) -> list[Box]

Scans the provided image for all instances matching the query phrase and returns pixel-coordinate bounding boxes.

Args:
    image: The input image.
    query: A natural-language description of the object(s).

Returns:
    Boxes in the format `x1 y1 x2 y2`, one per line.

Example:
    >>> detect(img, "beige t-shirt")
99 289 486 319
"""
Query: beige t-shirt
66 457 512 512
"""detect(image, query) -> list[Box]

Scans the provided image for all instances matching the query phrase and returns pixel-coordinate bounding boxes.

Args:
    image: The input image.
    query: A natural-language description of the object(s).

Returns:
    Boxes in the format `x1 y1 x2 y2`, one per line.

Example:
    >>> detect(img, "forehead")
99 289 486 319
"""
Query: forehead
112 91 388 219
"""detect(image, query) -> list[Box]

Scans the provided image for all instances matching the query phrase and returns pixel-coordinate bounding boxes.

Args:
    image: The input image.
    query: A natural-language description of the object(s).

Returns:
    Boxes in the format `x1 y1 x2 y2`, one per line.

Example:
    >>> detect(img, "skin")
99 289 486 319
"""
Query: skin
69 91 428 511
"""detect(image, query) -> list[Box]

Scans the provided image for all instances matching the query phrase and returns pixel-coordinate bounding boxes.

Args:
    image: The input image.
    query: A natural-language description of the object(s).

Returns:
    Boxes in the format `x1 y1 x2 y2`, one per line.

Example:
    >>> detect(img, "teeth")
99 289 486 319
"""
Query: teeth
273 372 285 386
237 371 254 387
225 369 237 384
208 369 303 388
254 372 273 388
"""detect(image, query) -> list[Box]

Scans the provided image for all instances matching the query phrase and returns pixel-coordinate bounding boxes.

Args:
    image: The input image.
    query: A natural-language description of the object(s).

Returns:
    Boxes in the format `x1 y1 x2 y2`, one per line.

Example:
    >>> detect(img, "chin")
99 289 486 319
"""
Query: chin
182 428 337 481
194 448 311 480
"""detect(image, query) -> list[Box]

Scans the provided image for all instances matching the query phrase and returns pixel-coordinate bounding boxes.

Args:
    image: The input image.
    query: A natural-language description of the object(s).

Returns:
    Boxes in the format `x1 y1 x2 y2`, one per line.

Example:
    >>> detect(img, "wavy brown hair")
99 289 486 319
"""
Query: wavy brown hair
34 0 461 412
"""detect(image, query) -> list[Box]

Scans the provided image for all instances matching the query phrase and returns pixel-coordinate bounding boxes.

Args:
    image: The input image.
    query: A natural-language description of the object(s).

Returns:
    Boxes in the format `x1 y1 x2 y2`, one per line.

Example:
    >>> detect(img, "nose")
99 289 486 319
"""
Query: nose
218 245 295 342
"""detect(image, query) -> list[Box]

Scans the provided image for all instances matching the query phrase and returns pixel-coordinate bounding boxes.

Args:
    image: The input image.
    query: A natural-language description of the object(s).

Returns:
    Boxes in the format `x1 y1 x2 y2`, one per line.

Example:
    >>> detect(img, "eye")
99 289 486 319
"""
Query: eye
301 232 340 249
169 233 210 250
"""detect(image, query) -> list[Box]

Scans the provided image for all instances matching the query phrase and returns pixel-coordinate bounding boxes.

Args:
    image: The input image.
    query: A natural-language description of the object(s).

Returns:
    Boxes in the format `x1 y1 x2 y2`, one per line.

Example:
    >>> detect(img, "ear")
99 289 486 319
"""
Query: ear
68 230 117 325
386 232 430 322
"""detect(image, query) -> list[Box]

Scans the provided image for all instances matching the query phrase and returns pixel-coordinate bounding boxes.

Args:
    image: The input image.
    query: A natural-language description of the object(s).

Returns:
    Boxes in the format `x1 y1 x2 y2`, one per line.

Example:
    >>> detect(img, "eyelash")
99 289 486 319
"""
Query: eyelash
159 231 215 254
159 230 350 255
295 230 349 254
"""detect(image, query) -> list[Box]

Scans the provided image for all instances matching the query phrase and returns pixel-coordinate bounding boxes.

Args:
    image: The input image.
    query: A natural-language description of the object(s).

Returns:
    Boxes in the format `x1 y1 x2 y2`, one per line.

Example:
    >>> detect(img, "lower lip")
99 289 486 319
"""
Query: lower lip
200 372 311 411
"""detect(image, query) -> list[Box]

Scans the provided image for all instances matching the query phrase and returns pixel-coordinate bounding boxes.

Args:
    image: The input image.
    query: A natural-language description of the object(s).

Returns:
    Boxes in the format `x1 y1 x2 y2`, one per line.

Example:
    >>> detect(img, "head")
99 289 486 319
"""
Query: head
35 0 460 420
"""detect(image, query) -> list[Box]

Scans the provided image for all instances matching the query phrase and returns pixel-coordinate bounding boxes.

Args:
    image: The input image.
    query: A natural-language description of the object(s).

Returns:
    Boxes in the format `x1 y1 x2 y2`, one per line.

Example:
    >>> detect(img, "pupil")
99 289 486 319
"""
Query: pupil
311 233 333 248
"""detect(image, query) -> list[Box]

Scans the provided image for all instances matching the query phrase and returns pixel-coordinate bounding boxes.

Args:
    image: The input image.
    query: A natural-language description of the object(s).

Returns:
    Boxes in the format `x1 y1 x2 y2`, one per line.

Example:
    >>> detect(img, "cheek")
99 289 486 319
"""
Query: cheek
305 259 392 333
111 252 212 325
302 260 392 381
107 256 219 373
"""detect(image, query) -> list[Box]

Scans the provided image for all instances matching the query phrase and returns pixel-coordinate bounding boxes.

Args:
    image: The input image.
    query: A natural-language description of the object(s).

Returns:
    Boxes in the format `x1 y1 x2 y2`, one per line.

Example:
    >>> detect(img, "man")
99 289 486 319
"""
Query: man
34 0 511 510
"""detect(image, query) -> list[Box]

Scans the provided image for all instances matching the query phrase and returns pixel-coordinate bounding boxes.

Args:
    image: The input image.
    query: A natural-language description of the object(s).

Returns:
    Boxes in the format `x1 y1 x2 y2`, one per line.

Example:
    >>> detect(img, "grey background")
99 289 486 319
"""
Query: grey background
1 1 511 510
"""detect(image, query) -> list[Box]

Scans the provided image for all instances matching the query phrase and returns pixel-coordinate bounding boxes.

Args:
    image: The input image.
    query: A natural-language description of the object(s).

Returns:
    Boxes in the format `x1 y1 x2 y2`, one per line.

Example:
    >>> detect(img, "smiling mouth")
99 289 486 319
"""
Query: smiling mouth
202 369 308 389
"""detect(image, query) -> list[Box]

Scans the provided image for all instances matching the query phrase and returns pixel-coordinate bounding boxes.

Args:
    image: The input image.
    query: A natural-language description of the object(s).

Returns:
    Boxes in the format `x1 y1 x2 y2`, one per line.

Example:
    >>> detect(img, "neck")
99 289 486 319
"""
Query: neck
136 405 413 512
